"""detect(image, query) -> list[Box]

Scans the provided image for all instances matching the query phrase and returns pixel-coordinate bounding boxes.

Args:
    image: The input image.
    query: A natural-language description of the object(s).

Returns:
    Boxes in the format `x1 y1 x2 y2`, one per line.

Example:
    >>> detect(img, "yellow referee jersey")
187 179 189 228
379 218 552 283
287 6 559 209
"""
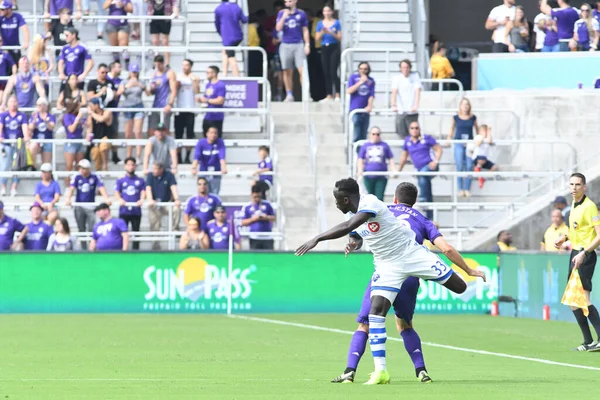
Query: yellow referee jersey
569 196 600 249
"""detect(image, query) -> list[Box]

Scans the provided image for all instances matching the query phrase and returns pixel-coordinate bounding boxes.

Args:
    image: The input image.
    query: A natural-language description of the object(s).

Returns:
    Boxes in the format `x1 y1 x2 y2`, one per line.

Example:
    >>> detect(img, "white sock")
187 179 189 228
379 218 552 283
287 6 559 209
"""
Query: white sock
368 314 387 371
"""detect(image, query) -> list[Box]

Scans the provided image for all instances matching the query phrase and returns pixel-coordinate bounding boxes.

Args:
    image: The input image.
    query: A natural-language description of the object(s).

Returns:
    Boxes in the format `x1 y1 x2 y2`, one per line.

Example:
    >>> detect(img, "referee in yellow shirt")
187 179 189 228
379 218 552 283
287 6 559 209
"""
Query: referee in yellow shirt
555 173 600 351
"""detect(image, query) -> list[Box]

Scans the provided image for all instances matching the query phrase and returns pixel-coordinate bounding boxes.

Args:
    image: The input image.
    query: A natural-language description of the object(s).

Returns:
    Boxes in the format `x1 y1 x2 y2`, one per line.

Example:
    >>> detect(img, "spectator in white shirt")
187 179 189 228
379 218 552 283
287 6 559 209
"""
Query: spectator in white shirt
485 0 517 53
390 59 422 139
534 1 550 51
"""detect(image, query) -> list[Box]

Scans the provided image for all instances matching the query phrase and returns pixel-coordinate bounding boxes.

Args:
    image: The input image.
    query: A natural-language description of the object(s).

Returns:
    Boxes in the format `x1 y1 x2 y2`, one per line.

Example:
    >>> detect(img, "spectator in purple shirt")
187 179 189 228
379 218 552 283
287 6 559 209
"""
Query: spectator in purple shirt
241 185 276 250
397 121 443 220
0 95 30 197
0 37 16 99
2 57 46 109
16 202 54 251
179 216 209 250
539 14 560 52
215 0 248 77
207 205 241 250
192 126 228 195
184 177 222 231
0 200 25 250
90 203 129 251
570 5 599 51
34 163 61 223
251 145 273 189
114 157 146 250
104 0 133 65
198 66 226 138
58 28 94 92
541 0 580 51
28 98 56 168
347 62 375 143
357 127 396 201
0 1 29 65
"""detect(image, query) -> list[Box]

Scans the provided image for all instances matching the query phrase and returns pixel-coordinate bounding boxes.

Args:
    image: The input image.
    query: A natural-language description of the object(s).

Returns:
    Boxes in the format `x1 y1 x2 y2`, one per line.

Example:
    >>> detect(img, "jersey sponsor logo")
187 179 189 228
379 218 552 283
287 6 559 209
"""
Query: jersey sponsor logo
367 222 380 233
372 273 380 282
573 221 579 230
593 215 599 222
125 185 137 196
357 84 370 96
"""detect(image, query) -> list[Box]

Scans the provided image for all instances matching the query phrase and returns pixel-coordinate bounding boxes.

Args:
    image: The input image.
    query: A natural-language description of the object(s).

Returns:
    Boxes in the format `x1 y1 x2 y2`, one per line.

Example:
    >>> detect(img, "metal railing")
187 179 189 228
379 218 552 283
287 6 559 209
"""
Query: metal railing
308 119 328 242
340 0 360 50
408 0 428 79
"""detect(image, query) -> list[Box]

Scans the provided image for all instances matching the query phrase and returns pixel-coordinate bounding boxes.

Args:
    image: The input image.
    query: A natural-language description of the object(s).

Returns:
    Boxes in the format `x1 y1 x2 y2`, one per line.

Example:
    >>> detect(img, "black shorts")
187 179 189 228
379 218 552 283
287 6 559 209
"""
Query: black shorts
225 40 242 58
150 19 171 35
59 80 85 93
569 249 597 291
8 49 21 65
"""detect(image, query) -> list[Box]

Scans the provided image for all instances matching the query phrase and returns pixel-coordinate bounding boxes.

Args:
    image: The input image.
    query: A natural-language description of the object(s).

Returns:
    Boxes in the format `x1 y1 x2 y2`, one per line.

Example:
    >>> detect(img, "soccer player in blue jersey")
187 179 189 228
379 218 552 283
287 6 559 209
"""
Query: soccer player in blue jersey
331 182 486 384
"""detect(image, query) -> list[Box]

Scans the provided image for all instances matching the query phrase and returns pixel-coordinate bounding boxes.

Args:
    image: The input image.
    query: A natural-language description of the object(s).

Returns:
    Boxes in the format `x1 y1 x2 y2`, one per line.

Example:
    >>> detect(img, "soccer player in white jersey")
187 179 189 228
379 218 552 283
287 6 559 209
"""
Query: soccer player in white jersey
296 178 469 385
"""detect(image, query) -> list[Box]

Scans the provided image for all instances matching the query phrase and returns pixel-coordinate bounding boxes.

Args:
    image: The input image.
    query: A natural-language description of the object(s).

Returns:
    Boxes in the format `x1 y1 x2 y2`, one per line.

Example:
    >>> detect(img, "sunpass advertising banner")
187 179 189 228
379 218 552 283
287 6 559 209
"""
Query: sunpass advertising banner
0 253 497 314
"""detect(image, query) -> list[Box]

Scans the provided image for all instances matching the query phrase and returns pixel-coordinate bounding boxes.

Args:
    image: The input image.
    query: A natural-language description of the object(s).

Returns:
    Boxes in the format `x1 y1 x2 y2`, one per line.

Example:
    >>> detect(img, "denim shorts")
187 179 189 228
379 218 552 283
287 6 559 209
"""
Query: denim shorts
124 103 145 121
64 142 85 154
41 143 52 153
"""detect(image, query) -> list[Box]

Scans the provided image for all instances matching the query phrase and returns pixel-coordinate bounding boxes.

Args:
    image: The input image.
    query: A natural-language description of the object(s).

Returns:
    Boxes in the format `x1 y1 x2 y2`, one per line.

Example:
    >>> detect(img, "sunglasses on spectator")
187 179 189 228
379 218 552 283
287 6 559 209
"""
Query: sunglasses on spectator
215 211 225 214
582 8 590 11
410 127 420 130
371 132 380 136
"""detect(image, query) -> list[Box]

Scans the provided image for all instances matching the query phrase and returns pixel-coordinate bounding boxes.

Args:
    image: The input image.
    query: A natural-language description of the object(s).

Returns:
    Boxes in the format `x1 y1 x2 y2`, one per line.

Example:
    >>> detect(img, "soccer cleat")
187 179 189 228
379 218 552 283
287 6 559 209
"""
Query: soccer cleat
331 370 355 383
574 342 594 351
586 341 600 352
363 370 391 385
418 370 432 383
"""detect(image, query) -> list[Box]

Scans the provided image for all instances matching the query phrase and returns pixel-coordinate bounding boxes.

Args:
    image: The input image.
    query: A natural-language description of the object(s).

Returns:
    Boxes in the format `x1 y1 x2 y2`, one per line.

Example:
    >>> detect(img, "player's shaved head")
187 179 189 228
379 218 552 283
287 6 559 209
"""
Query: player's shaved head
335 178 359 195
334 178 360 214
394 182 418 207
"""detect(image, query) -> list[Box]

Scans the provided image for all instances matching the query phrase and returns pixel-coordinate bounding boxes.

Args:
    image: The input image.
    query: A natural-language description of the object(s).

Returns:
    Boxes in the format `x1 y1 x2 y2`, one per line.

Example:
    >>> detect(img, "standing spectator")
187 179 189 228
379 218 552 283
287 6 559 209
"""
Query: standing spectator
0 200 25 250
315 4 341 102
179 216 209 250
146 55 176 136
448 98 478 198
485 0 516 53
347 62 375 143
129 0 145 41
198 65 226 138
397 121 442 220
491 230 517 251
429 42 455 89
34 163 61 222
114 157 146 250
534 2 550 51
505 6 530 52
539 14 560 52
2 57 45 109
541 209 570 251
64 159 111 250
472 125 498 189
142 123 178 175
107 61 123 166
0 37 16 101
595 0 600 24
58 28 94 91
17 202 54 251
44 0 81 32
175 59 200 164
28 98 56 167
87 63 117 107
207 205 240 250
86 97 113 171
82 0 106 43
241 185 276 250
0 1 29 65
541 0 580 52
183 177 222 231
357 126 396 201
191 126 228 195
553 195 571 226
276 0 309 102
147 0 179 66
145 161 181 249
50 8 74 59
570 4 599 51
121 63 145 161
247 12 265 80
104 0 133 65
28 33 54 95
265 1 284 100
47 217 78 251
214 0 248 77
61 97 86 187
0 95 29 197
90 203 129 251
251 145 273 189
391 60 422 139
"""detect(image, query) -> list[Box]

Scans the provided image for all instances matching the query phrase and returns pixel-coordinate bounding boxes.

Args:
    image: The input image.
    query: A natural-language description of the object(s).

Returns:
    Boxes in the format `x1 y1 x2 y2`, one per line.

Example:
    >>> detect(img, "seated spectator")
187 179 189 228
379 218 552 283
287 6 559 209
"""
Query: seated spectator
357 126 396 201
241 185 276 250
539 14 560 52
49 8 74 59
553 195 571 225
179 216 209 250
448 98 478 198
28 34 54 95
28 98 56 167
61 97 87 186
429 42 455 90
570 5 599 51
347 61 374 143
0 37 16 101
34 163 61 223
541 209 570 251
0 95 29 197
214 0 248 77
145 161 181 250
87 97 113 171
0 200 25 250
491 230 517 251
114 157 146 250
251 145 273 190
147 0 179 66
104 0 133 66
121 63 146 161
143 123 178 176
2 57 46 109
57 73 86 111
44 0 80 32
184 177 222 232
90 203 129 251
191 126 227 195
207 205 241 250
505 6 530 52
471 125 498 189
198 66 226 138
540 0 580 52
47 217 79 251
146 55 176 137
391 60 422 139
0 1 29 64
485 0 516 53
17 202 53 251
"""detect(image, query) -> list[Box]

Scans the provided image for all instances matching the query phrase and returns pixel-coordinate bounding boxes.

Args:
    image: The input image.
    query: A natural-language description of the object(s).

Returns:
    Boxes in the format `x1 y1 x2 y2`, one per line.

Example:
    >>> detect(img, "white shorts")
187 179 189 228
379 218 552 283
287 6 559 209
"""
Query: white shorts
370 243 454 302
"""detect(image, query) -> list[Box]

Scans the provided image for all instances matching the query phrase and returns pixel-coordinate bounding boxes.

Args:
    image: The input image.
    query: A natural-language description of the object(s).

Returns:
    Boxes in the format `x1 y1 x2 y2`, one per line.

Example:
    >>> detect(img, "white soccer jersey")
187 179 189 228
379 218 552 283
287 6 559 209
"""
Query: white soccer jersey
350 194 416 263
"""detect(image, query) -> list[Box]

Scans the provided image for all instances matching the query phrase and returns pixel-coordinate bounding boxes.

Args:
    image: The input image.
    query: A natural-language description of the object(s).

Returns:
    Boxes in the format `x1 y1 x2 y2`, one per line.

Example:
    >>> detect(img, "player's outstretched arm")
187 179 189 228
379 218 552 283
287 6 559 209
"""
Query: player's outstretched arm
295 213 371 256
432 236 486 282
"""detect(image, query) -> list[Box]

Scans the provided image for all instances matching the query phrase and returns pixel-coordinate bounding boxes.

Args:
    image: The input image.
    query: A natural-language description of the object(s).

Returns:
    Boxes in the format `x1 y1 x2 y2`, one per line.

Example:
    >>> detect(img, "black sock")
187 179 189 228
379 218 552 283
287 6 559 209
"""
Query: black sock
415 366 426 377
344 367 355 374
573 308 594 344
587 305 600 339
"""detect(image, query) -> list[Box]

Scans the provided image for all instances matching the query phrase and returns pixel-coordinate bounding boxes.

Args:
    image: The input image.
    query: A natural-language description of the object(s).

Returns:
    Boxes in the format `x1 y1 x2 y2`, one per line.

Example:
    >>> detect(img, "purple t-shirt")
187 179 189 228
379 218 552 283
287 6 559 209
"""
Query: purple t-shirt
387 204 441 245
594 9 600 25
23 221 53 250
107 0 132 26
0 111 26 140
242 200 274 233
358 141 394 173
34 180 61 203
551 7 580 39
348 73 375 112
16 73 35 108
0 51 14 76
0 13 25 46
70 173 104 203
403 134 437 170
204 80 226 121
0 215 25 250
184 194 222 230
50 0 74 15
207 219 239 249
30 113 55 140
59 44 92 76
544 22 559 46
63 112 84 139
258 157 273 184
194 138 226 171
92 218 128 250
214 2 248 46
575 19 592 45
276 9 308 44
115 175 145 216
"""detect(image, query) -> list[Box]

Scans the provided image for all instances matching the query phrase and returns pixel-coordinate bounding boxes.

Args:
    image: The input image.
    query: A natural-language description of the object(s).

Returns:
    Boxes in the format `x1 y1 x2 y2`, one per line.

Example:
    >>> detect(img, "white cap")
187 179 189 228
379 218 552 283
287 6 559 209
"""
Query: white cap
40 163 52 172
78 159 92 169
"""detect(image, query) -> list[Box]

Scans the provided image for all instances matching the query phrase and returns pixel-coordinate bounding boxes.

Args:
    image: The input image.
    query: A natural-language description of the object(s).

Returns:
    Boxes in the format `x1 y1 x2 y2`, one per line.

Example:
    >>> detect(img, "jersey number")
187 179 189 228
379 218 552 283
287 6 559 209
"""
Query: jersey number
430 261 446 277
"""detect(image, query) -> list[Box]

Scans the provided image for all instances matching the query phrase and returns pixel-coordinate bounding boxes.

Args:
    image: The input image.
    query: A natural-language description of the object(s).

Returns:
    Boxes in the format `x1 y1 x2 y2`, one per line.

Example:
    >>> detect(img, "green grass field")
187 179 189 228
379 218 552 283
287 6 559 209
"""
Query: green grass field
1 314 600 399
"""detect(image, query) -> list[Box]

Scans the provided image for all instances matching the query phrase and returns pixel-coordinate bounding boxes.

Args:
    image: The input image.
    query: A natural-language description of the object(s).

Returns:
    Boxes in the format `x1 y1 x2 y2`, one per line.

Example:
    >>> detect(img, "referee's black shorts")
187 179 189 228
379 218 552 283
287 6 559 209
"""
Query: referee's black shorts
569 249 597 292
